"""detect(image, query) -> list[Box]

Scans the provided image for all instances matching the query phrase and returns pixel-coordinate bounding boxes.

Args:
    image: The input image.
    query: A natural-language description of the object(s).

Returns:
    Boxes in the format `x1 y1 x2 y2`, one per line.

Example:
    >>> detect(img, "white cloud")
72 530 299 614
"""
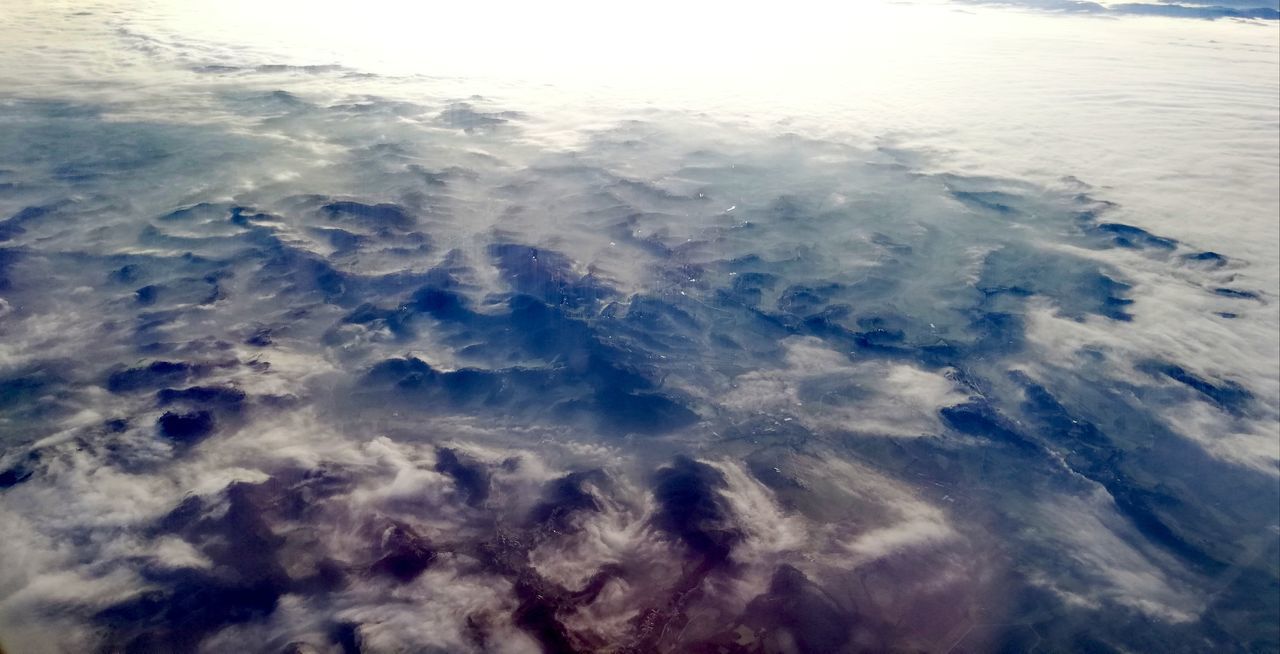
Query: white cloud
723 337 968 438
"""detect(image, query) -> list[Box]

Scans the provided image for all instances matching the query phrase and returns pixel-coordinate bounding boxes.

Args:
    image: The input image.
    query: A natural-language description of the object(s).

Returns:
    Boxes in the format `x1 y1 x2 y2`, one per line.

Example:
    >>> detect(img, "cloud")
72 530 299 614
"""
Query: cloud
0 13 1275 650
723 337 969 437
1026 491 1202 622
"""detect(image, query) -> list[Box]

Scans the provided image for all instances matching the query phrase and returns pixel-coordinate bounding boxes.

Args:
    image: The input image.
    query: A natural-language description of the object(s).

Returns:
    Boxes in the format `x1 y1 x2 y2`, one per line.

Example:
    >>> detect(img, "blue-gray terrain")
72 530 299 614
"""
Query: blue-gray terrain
0 4 1277 654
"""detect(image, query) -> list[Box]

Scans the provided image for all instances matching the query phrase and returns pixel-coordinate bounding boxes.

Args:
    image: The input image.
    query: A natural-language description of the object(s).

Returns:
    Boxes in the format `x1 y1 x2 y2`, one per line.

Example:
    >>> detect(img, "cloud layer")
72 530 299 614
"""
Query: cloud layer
0 3 1277 653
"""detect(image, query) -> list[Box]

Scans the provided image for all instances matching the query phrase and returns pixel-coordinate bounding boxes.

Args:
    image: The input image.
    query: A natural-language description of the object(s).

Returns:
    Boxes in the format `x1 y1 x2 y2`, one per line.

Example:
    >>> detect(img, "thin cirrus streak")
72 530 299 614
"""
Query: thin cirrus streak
0 1 1277 653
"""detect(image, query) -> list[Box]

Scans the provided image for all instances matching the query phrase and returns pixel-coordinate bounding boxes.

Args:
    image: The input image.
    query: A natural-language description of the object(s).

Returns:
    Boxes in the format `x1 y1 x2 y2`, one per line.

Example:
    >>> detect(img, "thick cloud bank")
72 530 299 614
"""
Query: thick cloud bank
0 3 1278 654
